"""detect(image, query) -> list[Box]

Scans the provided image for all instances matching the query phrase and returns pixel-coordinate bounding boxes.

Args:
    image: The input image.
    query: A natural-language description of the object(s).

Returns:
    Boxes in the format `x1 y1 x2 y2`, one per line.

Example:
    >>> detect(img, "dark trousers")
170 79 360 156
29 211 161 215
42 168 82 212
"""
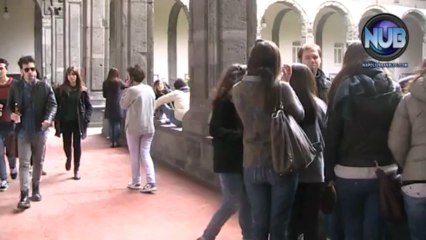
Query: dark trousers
61 120 81 172
289 182 324 240
108 118 121 145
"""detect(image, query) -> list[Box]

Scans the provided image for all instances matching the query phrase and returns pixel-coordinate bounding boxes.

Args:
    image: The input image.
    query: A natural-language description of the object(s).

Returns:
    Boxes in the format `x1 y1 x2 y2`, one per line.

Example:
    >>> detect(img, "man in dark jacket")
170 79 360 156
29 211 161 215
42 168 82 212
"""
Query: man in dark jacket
7 56 57 210
298 43 331 103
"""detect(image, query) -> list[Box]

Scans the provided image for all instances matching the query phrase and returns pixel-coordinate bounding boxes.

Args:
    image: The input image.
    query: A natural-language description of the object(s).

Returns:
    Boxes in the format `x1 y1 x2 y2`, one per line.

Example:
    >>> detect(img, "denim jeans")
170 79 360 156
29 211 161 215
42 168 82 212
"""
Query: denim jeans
0 135 7 181
159 105 182 127
18 132 47 191
109 119 121 145
403 192 426 240
126 131 156 185
61 120 81 172
244 168 298 240
335 177 386 240
202 173 252 240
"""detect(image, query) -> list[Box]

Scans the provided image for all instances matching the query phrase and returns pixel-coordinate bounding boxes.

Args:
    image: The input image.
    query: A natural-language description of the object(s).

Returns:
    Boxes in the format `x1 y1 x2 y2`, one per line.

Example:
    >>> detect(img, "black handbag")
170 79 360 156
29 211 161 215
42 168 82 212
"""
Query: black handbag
270 83 317 174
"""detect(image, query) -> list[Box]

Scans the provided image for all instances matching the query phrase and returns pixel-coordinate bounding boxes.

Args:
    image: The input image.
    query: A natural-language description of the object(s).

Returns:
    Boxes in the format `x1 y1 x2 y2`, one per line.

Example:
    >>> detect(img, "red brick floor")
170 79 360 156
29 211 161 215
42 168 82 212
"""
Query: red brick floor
0 129 241 240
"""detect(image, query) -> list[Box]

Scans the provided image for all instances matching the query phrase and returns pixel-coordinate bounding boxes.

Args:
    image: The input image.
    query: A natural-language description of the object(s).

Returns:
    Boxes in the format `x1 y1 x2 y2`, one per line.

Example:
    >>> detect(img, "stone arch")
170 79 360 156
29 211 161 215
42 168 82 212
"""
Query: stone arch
402 9 426 32
262 0 308 41
358 5 387 39
314 1 356 45
168 0 190 84
398 9 426 78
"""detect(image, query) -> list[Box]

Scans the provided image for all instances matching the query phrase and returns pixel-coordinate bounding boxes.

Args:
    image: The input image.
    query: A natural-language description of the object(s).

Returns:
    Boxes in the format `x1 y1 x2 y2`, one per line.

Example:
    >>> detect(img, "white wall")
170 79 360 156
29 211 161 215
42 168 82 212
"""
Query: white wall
321 14 347 77
176 10 188 81
0 0 36 74
153 0 189 83
279 11 301 64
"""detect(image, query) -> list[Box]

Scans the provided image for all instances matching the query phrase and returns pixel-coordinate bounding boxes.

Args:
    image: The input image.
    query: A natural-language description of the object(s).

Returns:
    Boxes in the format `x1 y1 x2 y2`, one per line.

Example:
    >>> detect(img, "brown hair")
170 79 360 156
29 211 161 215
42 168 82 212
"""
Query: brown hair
212 64 246 106
127 64 145 83
61 66 85 92
247 39 282 113
297 43 322 62
106 67 120 82
328 41 370 104
289 63 318 125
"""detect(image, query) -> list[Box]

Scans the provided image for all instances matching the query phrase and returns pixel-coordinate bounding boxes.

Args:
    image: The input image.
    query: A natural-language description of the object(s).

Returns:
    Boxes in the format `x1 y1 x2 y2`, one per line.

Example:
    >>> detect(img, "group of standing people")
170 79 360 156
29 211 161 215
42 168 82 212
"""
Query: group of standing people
198 39 426 240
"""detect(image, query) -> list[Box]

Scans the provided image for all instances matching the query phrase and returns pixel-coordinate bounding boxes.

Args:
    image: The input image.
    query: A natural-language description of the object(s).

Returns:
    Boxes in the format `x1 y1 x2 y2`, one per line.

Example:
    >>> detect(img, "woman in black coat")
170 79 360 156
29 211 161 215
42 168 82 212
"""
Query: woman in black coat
197 64 251 240
55 67 92 180
103 68 127 147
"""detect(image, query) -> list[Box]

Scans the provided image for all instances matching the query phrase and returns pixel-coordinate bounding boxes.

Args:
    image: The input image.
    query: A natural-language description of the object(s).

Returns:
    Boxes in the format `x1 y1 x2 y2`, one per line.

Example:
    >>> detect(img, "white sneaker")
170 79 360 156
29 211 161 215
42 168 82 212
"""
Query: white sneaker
127 182 141 190
0 180 9 192
140 183 157 194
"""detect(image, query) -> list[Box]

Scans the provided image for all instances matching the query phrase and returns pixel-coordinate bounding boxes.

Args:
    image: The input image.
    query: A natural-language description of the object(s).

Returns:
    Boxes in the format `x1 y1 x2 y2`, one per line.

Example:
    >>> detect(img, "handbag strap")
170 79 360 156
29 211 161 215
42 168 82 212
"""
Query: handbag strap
274 83 284 111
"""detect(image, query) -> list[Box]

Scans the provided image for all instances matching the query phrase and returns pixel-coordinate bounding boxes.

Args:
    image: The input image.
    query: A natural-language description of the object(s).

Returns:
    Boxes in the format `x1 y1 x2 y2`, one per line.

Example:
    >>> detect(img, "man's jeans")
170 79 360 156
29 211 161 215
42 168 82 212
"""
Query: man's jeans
0 135 8 181
244 169 298 240
202 173 252 240
18 133 47 191
403 192 426 240
335 177 386 240
126 131 156 185
159 105 182 127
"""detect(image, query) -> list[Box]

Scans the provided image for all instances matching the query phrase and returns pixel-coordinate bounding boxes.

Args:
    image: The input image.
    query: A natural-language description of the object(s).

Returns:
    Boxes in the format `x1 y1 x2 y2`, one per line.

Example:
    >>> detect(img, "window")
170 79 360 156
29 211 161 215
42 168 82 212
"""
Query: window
334 43 344 64
292 41 301 63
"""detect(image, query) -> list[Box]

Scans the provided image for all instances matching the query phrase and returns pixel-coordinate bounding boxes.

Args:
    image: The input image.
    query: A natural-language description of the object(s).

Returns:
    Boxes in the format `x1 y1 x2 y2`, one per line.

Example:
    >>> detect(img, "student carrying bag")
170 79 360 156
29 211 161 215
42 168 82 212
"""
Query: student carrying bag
270 83 317 174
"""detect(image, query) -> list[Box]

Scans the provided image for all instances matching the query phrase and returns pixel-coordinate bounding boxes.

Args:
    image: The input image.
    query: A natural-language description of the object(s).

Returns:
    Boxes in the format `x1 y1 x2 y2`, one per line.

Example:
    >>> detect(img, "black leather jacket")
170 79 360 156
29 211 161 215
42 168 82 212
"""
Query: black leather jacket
7 78 57 133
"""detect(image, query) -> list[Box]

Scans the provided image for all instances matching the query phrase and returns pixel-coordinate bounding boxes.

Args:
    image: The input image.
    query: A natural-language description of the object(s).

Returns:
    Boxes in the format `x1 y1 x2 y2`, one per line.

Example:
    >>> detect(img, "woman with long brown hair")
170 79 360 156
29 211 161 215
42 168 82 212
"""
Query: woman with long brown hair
54 66 93 180
388 58 426 240
324 41 402 239
197 64 251 240
103 67 126 147
233 39 304 240
288 63 327 240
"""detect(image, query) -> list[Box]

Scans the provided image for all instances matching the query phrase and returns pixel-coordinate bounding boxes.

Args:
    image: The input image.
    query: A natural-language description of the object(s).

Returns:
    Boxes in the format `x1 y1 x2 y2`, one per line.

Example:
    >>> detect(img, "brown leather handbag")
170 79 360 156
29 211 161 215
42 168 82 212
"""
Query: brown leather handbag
376 167 406 223
271 84 317 174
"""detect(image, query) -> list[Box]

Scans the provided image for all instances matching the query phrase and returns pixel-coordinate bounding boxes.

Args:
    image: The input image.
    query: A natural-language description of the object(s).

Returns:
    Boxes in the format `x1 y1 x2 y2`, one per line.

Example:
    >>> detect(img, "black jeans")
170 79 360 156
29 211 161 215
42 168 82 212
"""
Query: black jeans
61 120 81 172
289 182 324 240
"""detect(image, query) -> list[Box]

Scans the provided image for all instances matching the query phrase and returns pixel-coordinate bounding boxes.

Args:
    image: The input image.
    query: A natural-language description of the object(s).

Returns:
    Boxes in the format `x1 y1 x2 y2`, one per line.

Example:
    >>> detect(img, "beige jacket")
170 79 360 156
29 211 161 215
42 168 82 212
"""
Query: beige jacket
388 75 426 182
232 76 304 167
154 90 190 121
120 83 155 135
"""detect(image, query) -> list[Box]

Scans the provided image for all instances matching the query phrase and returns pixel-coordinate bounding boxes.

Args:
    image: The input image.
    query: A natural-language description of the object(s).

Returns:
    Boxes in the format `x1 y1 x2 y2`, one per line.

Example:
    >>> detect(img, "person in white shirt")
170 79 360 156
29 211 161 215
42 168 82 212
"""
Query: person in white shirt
154 78 190 127
120 64 157 194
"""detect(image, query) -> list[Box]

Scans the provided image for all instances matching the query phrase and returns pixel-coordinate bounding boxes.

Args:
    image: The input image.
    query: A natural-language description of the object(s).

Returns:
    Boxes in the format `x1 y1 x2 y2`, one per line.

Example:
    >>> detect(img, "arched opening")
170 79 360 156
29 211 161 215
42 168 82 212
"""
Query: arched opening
261 1 307 64
398 11 426 79
314 4 352 76
153 0 189 86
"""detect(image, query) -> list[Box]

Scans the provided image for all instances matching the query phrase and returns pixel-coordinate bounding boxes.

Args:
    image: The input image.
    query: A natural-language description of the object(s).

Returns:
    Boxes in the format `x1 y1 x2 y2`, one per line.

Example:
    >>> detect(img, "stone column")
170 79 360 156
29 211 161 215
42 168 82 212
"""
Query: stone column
127 0 154 84
177 0 255 182
41 17 52 81
63 0 82 69
55 16 65 84
184 0 255 136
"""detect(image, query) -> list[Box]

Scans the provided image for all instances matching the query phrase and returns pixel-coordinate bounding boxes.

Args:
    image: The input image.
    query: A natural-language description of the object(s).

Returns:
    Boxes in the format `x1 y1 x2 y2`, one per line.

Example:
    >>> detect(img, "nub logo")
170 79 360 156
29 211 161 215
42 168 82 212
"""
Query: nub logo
361 13 409 61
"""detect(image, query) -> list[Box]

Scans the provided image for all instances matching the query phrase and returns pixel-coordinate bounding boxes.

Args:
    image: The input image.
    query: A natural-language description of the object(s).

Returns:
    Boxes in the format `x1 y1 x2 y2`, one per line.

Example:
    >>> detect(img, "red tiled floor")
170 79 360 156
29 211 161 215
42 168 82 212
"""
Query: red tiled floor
0 129 241 240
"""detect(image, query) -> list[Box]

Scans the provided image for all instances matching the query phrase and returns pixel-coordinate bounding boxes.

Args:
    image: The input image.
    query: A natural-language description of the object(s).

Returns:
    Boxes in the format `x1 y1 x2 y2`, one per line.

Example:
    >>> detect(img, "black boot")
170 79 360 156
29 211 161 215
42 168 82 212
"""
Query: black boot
17 190 31 209
31 182 42 202
65 158 71 171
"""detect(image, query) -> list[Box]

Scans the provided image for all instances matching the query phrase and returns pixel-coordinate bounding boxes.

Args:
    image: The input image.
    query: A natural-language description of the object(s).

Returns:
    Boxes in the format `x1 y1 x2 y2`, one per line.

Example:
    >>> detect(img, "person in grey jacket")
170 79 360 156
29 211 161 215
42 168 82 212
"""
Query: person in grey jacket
288 63 327 240
388 59 426 240
120 64 157 194
8 56 57 209
233 39 304 240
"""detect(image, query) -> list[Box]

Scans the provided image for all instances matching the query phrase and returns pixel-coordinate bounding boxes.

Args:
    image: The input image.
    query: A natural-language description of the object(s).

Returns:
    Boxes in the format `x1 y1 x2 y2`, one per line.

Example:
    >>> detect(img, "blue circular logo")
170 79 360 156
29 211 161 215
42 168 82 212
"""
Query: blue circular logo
361 13 409 61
